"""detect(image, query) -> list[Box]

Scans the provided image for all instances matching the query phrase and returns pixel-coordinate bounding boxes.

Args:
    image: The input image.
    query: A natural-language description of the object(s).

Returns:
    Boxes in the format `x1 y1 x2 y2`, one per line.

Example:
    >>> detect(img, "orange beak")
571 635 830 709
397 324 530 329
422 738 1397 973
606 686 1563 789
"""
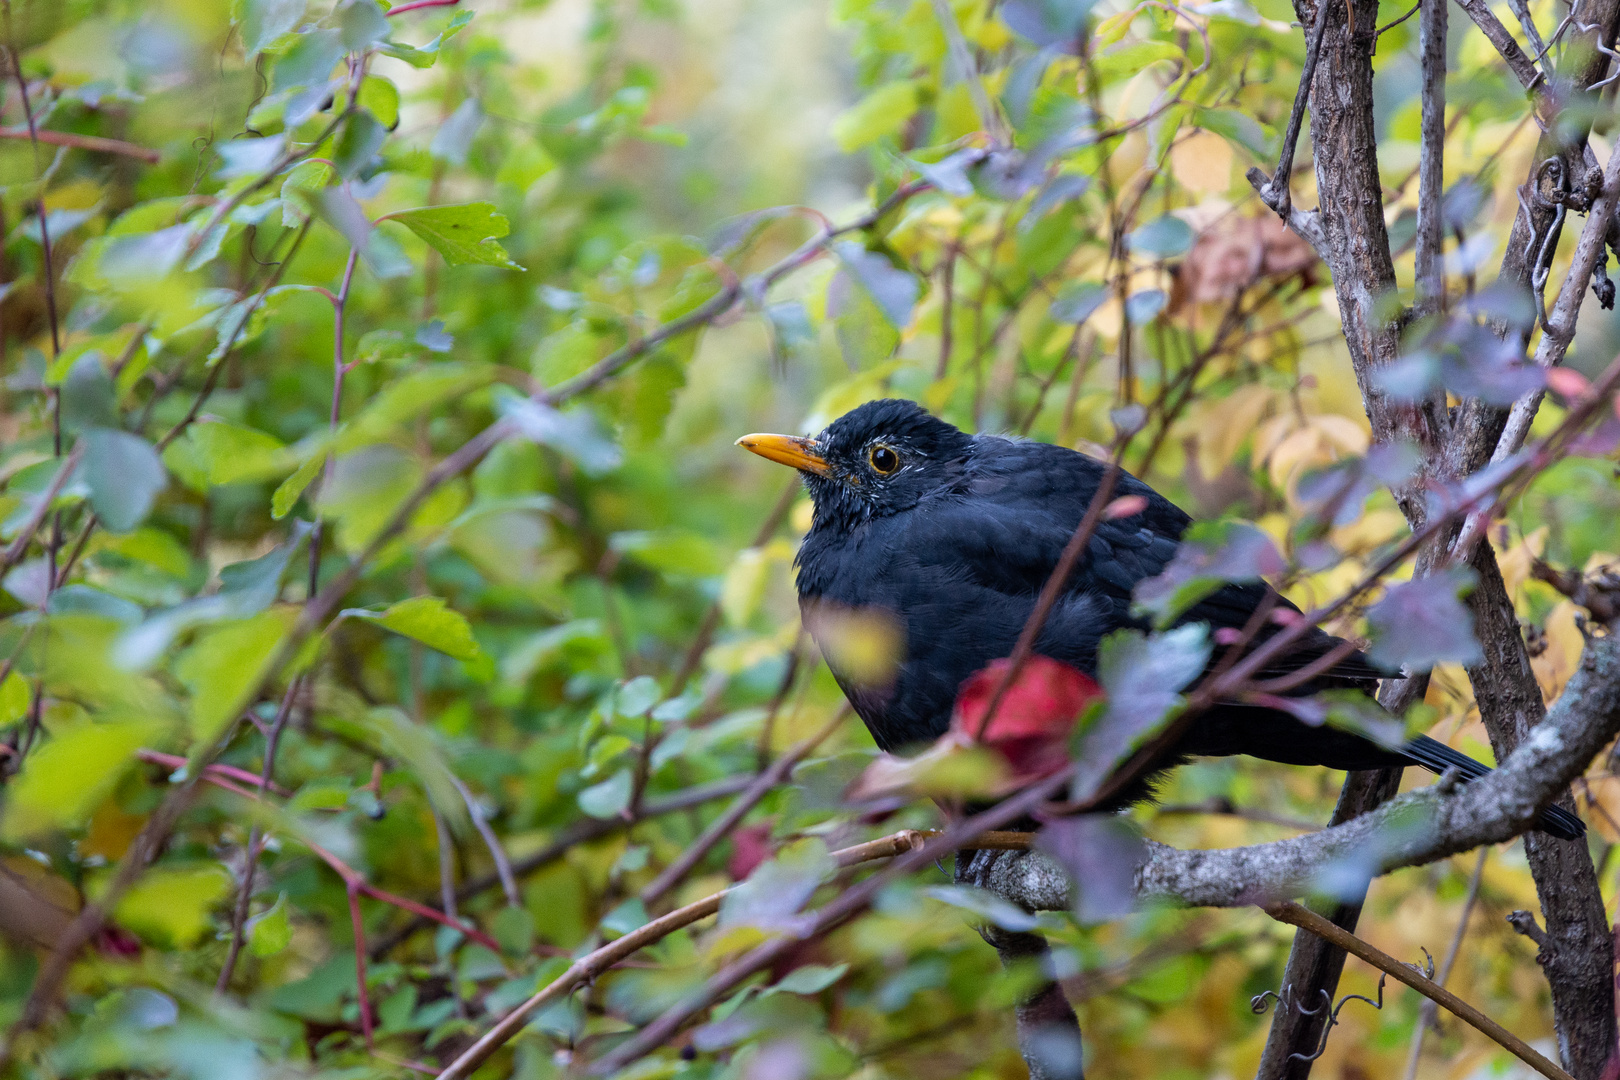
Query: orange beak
735 433 831 477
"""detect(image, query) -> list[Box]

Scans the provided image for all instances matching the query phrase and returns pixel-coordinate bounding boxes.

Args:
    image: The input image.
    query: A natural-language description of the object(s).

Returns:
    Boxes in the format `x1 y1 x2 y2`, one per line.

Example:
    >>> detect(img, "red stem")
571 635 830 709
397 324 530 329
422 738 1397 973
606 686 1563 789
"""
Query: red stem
347 883 374 1049
307 840 501 952
136 748 291 796
385 0 460 14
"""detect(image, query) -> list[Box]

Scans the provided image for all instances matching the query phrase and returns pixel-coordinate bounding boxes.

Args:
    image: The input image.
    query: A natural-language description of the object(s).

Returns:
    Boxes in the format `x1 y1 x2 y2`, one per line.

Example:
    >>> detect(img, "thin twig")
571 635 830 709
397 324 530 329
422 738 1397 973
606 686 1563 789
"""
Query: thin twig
1376 0 1420 37
1450 141 1620 558
1403 848 1489 1079
436 828 1036 1080
367 775 755 959
0 125 159 162
215 678 302 994
928 0 1007 144
1254 0 1332 219
433 810 458 922
1264 900 1574 1080
639 706 849 907
447 773 520 908
0 445 82 580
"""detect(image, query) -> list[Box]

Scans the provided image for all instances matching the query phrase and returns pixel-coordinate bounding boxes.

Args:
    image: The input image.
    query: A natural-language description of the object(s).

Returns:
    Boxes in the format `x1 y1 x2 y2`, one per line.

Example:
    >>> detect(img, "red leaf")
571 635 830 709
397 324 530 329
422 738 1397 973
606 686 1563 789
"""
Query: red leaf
1103 494 1148 520
728 822 774 881
94 925 142 958
1546 366 1591 400
951 656 1104 781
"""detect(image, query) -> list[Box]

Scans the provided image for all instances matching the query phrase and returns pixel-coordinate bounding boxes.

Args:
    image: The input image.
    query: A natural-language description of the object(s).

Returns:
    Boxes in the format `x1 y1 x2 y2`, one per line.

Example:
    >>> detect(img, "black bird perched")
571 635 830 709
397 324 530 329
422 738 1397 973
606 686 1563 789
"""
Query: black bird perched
737 398 1584 840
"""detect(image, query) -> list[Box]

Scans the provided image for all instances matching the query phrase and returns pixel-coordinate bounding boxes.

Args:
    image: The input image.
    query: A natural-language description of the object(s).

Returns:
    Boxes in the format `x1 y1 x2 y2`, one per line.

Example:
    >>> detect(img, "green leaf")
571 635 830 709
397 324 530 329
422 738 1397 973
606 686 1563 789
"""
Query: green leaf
1073 625 1212 797
830 80 920 152
248 893 293 956
81 428 167 533
767 963 849 996
2 717 165 839
578 769 633 819
430 98 483 165
718 837 836 931
609 529 724 577
289 780 351 812
175 608 296 745
0 671 29 727
272 27 345 92
491 906 535 955
280 160 333 227
496 393 622 474
353 706 469 833
114 865 233 947
240 0 306 55
182 420 293 486
495 140 556 190
353 596 482 660
337 0 389 49
272 452 324 519
376 8 471 67
1194 106 1277 159
388 203 524 269
343 364 497 445
358 75 400 128
333 110 387 179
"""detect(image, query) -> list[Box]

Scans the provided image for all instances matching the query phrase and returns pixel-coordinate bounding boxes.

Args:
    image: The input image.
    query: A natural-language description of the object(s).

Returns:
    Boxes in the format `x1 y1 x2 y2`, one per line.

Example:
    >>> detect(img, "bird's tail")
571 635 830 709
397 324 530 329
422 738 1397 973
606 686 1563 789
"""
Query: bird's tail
1401 734 1586 841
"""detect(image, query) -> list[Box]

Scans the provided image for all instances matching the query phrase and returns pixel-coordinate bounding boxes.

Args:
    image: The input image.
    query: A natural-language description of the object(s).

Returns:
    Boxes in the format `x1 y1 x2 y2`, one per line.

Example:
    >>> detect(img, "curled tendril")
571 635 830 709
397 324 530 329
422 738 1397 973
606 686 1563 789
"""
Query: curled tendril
1251 964 1412 1064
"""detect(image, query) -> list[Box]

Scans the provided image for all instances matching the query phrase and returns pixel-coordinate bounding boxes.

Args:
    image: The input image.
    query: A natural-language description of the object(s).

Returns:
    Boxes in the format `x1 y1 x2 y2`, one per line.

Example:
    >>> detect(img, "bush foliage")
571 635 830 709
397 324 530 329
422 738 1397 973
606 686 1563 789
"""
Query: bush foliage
0 0 1615 1076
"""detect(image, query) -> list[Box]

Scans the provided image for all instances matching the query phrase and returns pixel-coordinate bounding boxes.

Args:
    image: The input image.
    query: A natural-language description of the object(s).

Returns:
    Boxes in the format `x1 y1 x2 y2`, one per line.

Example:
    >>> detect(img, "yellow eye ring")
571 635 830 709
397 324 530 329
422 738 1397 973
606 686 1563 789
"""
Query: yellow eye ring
868 445 900 475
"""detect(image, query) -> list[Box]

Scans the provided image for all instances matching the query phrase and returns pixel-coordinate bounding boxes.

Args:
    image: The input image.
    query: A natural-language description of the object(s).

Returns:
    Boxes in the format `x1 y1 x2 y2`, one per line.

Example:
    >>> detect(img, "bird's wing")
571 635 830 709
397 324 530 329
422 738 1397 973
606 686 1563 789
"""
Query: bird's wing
918 441 1384 689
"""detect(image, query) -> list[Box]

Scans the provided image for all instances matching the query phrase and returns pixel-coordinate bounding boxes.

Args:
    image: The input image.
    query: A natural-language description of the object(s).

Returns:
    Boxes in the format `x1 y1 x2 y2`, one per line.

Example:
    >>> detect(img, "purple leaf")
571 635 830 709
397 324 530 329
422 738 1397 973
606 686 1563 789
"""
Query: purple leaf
1075 626 1210 796
717 838 835 933
831 242 917 329
1365 568 1482 672
1133 520 1284 625
1037 815 1146 922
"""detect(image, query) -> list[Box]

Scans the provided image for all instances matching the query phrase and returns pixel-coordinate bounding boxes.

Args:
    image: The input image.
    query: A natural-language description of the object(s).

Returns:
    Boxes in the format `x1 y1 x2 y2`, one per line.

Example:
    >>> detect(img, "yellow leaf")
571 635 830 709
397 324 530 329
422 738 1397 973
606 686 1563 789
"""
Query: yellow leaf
800 601 904 688
1495 525 1547 597
1532 600 1585 703
3 717 164 840
721 547 771 628
1578 776 1620 843
1170 132 1233 194
113 865 232 947
0 671 28 727
176 608 296 745
81 800 148 861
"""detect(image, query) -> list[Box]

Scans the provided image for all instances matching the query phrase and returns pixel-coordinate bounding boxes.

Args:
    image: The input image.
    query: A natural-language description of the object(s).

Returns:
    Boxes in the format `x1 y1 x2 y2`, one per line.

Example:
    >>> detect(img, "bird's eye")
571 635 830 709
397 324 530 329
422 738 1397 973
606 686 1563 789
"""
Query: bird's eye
868 445 900 475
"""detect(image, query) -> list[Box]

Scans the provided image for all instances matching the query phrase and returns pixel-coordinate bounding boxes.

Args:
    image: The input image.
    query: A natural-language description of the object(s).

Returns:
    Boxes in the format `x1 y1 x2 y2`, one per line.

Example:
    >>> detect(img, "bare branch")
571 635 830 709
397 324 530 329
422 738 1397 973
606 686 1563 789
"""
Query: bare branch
1402 848 1488 1078
1265 901 1575 1080
433 829 1028 1080
1453 143 1620 552
639 706 848 907
1253 0 1332 219
1414 0 1447 316
1452 0 1546 93
967 633 1620 917
0 125 159 163
0 445 83 581
367 775 754 958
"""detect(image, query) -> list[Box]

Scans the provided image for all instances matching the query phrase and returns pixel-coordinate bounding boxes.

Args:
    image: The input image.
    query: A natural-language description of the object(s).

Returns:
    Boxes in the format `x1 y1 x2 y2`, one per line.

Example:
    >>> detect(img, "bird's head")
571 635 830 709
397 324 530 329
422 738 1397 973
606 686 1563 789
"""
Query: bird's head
737 399 974 527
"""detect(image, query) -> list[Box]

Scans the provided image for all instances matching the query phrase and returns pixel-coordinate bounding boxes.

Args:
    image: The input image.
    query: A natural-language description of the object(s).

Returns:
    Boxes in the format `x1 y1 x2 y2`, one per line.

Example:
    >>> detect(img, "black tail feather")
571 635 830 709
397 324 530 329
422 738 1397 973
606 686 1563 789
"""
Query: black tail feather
1402 734 1585 841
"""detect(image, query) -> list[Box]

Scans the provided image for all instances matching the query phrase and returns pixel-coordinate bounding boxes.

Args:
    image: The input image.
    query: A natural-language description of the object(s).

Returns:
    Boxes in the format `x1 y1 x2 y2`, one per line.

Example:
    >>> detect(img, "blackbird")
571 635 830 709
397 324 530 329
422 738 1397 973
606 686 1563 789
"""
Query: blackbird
738 398 1584 840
